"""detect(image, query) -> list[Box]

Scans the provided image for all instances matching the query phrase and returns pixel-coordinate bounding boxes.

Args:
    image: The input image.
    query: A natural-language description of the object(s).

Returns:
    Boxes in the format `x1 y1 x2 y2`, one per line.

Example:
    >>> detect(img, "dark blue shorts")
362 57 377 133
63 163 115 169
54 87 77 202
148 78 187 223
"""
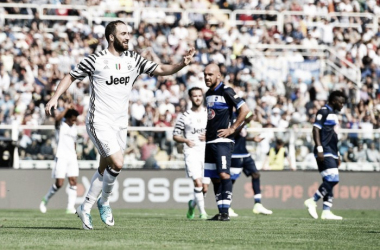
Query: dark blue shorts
316 157 339 172
204 142 234 178
230 156 258 180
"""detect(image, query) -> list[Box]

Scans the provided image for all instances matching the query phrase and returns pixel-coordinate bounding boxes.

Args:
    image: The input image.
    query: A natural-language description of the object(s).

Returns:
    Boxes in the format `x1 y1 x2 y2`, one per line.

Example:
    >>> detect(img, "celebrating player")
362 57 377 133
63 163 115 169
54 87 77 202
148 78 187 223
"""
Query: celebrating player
304 90 346 220
173 87 210 220
45 20 195 229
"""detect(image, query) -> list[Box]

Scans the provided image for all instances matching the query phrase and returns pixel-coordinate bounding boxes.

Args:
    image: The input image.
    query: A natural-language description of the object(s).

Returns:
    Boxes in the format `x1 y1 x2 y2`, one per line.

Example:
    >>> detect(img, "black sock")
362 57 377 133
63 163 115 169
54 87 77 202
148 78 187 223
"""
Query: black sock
221 179 232 214
252 177 261 203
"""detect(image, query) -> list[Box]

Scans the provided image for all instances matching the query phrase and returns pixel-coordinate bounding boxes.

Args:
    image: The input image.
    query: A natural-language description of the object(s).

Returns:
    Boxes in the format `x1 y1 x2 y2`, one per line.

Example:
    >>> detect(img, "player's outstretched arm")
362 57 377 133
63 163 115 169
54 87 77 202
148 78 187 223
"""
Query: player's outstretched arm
45 74 76 116
153 48 195 76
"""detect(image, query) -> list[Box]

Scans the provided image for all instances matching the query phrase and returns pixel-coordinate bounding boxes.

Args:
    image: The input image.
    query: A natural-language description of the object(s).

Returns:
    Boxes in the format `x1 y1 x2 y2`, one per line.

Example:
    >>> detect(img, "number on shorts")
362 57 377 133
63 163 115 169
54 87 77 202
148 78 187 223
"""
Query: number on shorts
221 156 227 169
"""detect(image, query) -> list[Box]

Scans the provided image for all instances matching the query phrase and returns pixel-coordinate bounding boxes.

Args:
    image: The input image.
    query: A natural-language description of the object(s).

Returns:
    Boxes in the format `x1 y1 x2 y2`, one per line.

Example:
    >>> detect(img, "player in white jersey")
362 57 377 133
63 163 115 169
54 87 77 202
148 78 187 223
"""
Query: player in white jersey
45 20 195 230
173 87 210 220
39 109 80 214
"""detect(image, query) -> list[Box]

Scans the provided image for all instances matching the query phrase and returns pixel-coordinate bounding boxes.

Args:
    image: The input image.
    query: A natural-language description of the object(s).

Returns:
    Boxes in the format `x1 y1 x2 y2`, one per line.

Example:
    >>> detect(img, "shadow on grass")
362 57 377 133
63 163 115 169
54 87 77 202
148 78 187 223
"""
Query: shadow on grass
2 226 81 230
366 231 380 234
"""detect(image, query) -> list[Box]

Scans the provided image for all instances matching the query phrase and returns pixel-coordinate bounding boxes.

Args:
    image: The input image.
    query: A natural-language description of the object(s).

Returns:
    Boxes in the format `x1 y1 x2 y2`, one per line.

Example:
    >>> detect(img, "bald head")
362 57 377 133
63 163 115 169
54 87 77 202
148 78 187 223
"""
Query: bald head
204 63 222 89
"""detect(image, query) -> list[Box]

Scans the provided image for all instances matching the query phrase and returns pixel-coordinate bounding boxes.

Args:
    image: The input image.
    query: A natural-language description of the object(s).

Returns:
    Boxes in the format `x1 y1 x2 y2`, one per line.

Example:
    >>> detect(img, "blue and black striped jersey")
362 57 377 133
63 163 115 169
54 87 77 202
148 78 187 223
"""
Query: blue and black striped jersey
205 82 245 143
313 104 339 158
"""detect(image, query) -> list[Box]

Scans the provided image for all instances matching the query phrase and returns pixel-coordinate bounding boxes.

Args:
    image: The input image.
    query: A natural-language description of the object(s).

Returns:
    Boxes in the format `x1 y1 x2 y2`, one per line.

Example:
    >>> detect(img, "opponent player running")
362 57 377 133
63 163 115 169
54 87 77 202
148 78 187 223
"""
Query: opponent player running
173 87 210 220
229 111 272 217
203 64 249 221
304 90 346 220
39 109 79 214
45 20 195 229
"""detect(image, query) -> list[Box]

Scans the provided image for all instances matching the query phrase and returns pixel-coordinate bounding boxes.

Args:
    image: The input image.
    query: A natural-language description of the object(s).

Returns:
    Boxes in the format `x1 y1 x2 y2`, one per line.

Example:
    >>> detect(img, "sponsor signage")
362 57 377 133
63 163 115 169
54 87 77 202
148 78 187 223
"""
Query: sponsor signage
0 170 379 209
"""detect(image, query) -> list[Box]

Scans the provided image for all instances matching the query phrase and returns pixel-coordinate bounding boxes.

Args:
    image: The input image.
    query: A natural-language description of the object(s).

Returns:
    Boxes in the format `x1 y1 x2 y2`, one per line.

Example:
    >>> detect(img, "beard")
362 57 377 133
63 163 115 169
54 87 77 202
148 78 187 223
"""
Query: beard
192 100 202 108
114 37 128 52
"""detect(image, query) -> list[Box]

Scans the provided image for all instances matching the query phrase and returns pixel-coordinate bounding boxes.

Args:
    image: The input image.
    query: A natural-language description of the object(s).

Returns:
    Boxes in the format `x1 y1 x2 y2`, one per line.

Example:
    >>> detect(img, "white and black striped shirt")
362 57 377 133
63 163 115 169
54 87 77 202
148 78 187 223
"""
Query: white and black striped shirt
173 108 207 152
70 49 158 127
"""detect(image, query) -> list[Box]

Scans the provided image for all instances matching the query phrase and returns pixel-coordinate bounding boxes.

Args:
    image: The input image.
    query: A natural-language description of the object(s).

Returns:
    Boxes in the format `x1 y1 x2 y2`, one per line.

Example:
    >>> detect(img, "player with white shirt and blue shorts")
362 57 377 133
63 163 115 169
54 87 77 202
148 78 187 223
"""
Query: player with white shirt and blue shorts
173 87 210 220
45 20 196 230
39 109 79 214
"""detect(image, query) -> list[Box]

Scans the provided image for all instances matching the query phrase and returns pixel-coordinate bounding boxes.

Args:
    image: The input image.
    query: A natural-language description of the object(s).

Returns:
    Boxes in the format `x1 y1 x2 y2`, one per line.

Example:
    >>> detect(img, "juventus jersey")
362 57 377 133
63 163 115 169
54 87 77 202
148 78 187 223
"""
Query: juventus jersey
313 104 339 158
205 82 245 143
56 122 77 158
70 49 158 127
173 108 207 152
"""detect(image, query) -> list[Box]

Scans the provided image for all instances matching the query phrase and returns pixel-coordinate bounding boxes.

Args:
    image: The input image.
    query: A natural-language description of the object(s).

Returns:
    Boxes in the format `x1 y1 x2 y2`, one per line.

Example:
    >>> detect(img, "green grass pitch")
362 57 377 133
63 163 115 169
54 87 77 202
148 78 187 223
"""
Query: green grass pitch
0 209 379 249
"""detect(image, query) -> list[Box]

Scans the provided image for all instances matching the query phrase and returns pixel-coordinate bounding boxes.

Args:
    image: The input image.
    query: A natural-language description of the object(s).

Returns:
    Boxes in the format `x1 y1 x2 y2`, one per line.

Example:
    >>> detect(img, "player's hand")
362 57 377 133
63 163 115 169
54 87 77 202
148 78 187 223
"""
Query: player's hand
217 127 235 138
183 47 196 66
317 152 324 162
186 140 195 148
45 98 58 116
199 132 206 142
253 135 264 143
338 158 341 168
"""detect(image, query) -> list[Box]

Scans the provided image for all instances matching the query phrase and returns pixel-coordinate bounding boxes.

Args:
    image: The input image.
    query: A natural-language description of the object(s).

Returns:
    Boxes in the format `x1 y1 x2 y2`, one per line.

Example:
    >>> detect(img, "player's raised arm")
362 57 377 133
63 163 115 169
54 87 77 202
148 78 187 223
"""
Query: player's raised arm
45 74 76 116
153 48 196 76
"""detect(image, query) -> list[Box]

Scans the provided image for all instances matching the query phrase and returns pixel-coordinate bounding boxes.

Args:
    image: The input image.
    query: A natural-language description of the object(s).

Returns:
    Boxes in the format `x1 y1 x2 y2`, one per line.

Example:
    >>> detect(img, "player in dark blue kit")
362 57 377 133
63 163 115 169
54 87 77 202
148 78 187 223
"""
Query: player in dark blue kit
203 64 249 221
304 90 346 220
229 111 273 216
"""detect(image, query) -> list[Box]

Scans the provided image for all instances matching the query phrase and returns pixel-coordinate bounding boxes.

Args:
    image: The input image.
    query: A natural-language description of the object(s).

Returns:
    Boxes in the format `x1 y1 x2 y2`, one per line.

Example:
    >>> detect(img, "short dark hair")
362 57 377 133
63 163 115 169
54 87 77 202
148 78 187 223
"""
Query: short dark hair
188 87 203 97
105 20 125 43
276 138 284 146
328 90 346 103
64 109 79 119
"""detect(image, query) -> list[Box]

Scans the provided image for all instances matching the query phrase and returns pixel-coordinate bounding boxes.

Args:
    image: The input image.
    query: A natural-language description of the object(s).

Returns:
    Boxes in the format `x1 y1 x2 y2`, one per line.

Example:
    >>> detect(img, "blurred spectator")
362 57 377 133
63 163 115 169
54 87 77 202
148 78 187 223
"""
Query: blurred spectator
140 135 158 169
343 145 356 163
131 99 145 126
40 138 54 160
354 142 366 162
365 142 380 163
0 1 379 166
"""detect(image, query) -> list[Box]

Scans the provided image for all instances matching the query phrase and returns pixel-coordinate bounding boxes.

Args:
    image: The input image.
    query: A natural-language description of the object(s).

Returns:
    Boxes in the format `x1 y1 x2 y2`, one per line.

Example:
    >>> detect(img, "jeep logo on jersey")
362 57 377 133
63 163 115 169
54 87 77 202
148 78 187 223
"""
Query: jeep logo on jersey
191 128 205 134
106 76 130 85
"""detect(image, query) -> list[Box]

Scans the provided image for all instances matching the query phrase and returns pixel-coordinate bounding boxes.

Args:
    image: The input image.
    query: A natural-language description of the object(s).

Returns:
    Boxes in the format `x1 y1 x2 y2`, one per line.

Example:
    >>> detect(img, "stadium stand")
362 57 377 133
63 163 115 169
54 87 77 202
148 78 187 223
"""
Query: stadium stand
0 0 380 171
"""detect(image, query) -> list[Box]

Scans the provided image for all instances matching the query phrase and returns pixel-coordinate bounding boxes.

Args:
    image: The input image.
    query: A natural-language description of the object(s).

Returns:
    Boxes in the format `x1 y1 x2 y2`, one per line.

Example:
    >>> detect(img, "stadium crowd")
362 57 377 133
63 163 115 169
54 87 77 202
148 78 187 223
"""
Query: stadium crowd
0 0 380 167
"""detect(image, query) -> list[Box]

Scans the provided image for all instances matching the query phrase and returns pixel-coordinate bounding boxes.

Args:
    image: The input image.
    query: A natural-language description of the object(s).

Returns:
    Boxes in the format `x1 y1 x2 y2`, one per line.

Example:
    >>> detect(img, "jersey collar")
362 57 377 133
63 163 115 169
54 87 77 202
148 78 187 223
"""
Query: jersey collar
106 48 125 57
325 104 333 111
214 82 223 91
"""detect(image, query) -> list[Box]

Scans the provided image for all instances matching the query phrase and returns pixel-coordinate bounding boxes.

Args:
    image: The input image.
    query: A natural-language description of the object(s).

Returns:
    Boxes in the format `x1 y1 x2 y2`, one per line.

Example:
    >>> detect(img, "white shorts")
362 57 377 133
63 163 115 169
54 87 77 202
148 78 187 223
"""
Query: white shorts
184 150 210 184
52 156 79 179
86 123 127 158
